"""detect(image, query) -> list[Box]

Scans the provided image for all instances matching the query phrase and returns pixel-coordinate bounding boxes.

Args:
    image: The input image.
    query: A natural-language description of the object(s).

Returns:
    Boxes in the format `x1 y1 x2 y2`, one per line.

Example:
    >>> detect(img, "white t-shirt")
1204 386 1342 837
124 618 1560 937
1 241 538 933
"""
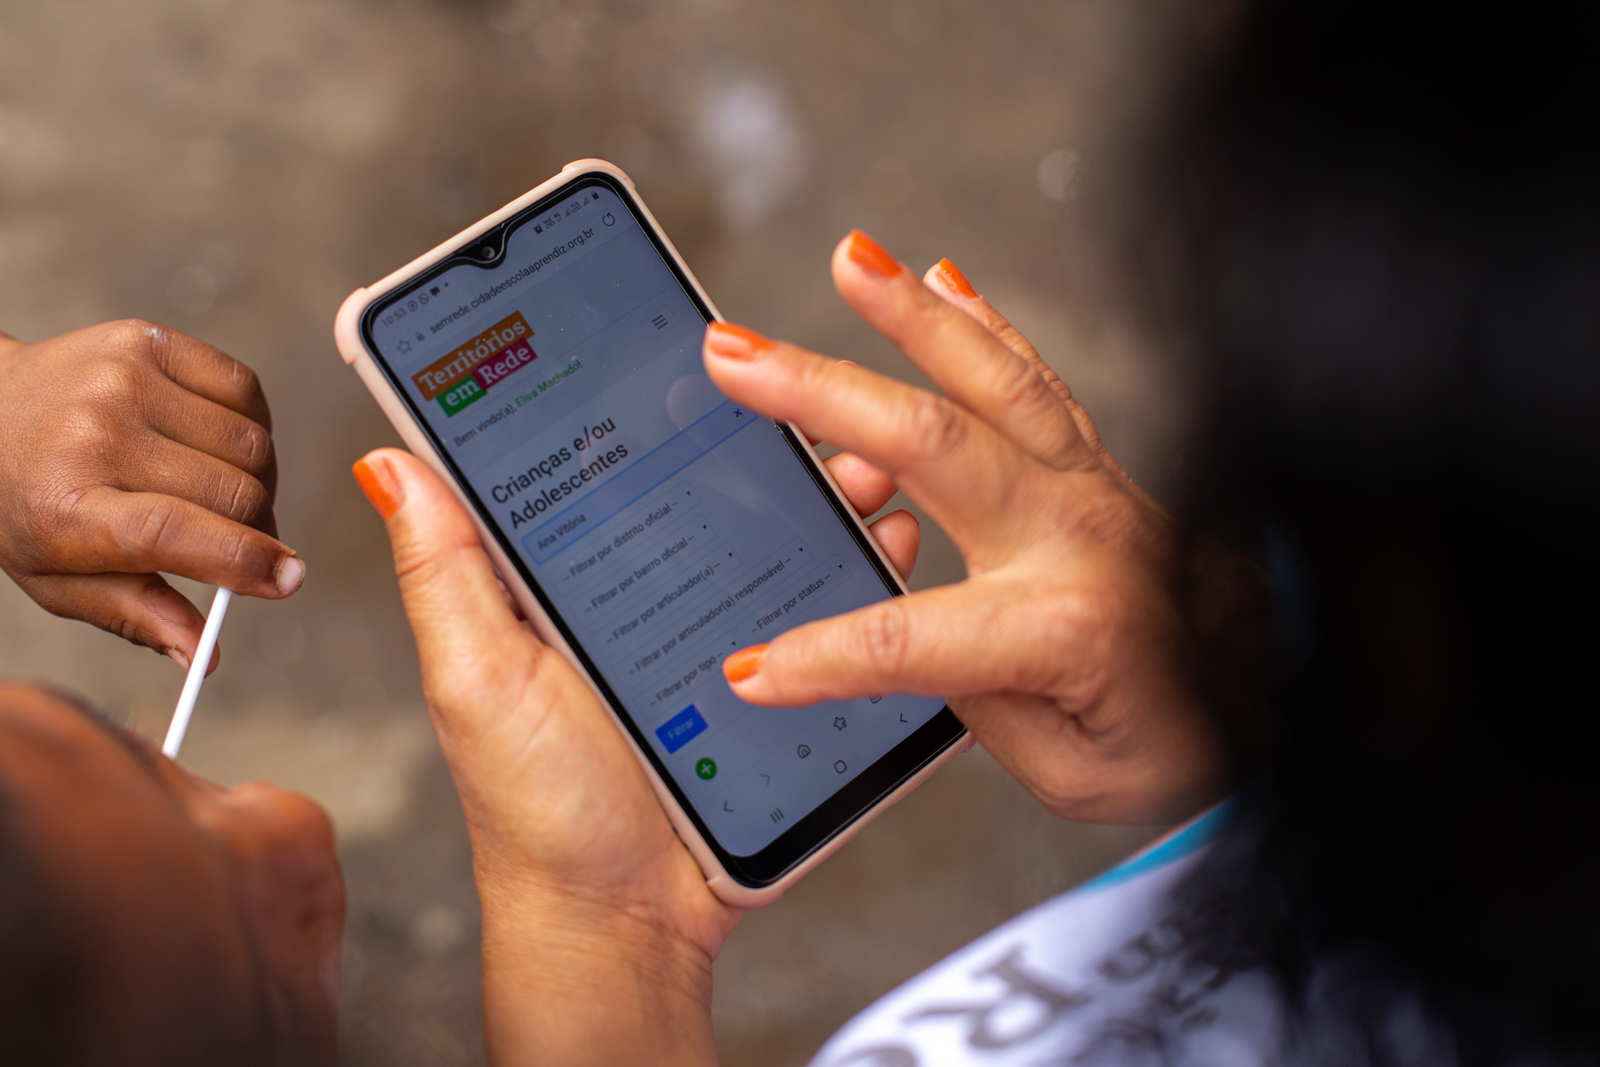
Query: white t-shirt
807 798 1288 1067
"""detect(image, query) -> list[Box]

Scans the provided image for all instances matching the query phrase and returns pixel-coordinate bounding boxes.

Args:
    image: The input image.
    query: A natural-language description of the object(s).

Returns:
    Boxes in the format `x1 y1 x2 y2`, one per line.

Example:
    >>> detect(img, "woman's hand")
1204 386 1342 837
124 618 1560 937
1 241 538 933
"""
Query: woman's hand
0 320 303 670
705 232 1270 825
352 444 920 1066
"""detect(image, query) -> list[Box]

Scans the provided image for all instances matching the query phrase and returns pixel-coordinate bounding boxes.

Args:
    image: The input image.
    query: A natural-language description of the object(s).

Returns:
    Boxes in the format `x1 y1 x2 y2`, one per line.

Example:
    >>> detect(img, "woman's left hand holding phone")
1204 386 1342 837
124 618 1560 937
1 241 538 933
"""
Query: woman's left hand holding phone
0 321 304 672
351 443 919 1067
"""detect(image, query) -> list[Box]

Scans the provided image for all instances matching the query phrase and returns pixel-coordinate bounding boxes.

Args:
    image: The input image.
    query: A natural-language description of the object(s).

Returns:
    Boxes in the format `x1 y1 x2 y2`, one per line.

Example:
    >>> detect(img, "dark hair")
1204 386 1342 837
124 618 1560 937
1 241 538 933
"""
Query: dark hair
1158 0 1600 1060
0 780 83 1064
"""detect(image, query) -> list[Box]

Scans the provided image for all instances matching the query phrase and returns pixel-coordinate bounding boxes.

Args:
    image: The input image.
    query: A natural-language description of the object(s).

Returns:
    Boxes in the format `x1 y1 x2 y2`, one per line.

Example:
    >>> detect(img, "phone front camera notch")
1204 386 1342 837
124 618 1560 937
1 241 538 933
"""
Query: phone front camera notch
480 245 496 261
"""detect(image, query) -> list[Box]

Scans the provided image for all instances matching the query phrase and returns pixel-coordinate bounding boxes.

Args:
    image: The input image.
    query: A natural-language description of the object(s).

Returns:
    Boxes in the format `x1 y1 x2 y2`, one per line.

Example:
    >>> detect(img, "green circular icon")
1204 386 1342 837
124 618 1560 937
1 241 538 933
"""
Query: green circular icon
695 757 718 780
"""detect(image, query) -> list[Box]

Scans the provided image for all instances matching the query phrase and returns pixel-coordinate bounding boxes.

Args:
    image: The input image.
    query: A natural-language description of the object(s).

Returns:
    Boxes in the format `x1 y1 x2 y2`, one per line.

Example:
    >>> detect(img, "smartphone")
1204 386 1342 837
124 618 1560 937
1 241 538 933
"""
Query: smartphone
335 160 967 906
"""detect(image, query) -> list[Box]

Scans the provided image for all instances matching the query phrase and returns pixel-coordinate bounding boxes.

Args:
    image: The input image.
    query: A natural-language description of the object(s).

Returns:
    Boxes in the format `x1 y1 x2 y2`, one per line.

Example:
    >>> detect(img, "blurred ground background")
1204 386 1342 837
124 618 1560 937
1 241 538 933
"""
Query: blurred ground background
0 1 1187 1063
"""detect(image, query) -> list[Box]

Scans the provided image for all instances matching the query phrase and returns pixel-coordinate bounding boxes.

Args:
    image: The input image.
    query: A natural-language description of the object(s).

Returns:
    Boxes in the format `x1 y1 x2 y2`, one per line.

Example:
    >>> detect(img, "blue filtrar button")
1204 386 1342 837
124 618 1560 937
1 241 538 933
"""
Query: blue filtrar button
656 705 707 754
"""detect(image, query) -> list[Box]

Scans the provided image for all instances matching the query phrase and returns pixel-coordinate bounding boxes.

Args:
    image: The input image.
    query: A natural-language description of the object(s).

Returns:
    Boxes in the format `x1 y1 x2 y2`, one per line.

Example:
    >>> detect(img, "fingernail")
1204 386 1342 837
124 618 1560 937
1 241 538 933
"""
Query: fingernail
723 644 769 683
844 230 904 280
353 454 404 519
704 322 776 362
167 648 191 670
934 258 978 299
275 555 306 597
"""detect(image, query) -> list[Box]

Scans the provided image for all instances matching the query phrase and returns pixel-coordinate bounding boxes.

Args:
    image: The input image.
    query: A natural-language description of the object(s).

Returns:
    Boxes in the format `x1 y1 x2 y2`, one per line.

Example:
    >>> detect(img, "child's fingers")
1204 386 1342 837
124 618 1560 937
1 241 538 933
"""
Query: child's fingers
51 486 303 598
136 322 275 430
144 376 278 492
106 435 277 535
17 571 219 672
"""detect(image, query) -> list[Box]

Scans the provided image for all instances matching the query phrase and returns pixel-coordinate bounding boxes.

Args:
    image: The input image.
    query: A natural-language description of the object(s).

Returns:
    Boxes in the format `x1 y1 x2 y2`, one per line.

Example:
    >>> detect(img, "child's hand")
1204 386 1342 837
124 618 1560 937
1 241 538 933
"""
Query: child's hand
0 320 303 671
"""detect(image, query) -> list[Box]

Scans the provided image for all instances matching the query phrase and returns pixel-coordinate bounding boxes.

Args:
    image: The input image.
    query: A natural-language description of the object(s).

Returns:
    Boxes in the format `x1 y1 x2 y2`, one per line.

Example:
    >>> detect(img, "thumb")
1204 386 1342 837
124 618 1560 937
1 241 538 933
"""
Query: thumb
352 449 526 720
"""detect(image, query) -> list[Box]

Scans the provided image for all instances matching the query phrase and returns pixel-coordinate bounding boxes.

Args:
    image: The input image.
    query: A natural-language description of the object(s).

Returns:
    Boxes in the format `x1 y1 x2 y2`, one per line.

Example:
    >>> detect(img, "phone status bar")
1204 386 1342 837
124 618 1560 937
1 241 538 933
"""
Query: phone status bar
532 189 603 235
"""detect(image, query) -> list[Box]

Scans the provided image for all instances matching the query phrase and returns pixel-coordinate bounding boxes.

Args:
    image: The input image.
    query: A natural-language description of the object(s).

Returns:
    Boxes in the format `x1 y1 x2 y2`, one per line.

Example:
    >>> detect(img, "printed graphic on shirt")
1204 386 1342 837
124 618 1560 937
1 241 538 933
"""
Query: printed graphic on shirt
808 801 1285 1067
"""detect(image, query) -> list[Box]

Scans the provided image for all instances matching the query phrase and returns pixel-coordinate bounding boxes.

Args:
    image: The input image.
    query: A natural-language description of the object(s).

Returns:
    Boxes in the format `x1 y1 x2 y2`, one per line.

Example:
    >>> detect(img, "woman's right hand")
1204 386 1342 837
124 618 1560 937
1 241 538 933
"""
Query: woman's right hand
705 232 1270 825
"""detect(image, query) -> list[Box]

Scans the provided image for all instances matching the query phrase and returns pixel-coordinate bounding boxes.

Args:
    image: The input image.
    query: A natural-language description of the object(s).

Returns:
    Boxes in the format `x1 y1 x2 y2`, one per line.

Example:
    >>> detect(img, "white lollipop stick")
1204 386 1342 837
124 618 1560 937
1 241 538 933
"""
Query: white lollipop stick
162 587 233 758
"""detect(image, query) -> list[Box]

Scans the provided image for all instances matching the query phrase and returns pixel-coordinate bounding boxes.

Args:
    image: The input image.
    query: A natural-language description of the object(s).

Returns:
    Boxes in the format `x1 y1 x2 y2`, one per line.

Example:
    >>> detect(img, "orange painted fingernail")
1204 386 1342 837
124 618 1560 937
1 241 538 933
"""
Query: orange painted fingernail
844 230 904 280
352 454 403 519
934 258 978 298
704 322 777 362
723 644 769 683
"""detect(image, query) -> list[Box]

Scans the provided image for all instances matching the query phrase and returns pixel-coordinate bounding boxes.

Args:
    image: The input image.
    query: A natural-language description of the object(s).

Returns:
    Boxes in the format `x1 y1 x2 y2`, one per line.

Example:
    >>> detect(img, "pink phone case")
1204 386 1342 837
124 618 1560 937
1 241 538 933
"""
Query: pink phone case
333 159 969 908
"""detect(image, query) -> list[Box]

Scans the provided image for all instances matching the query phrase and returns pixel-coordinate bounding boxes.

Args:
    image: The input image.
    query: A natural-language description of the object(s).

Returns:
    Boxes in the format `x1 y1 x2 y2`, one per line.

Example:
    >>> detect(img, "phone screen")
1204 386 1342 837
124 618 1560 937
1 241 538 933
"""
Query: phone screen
361 173 961 883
